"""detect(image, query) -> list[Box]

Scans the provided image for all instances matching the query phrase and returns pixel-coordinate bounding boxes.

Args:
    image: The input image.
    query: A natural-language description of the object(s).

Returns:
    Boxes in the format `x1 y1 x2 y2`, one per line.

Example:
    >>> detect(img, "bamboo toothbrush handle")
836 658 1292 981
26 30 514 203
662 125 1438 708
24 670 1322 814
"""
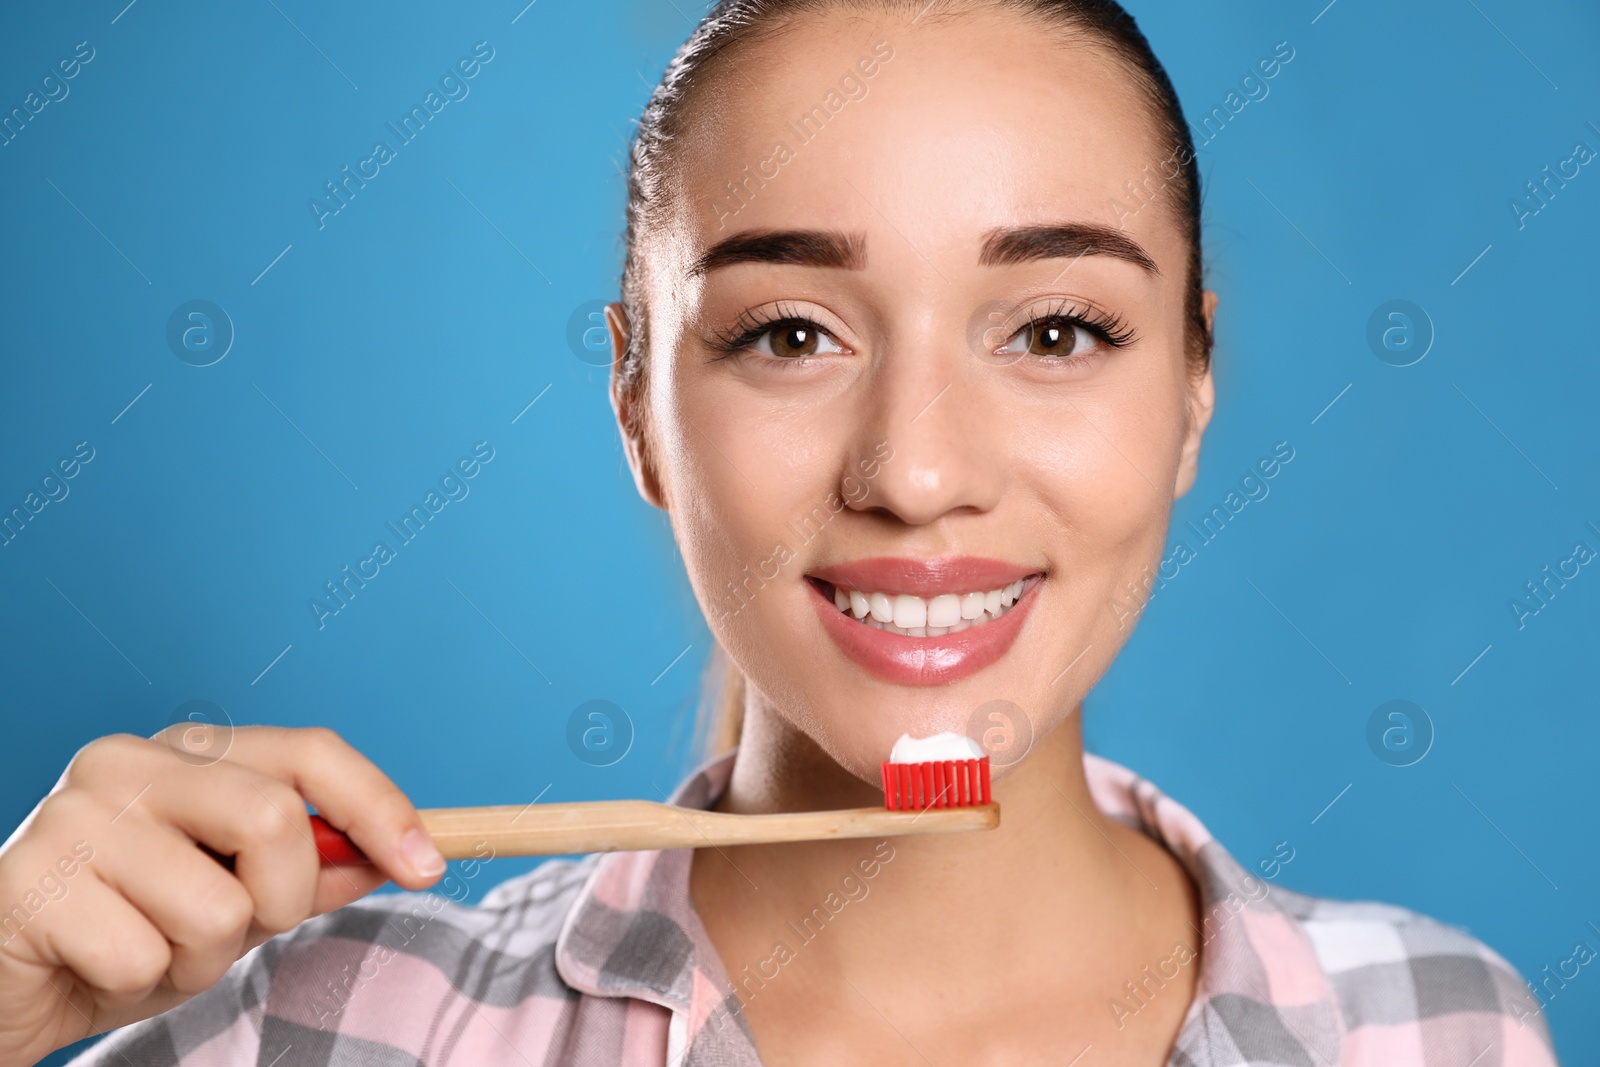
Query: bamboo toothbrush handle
310 801 1000 865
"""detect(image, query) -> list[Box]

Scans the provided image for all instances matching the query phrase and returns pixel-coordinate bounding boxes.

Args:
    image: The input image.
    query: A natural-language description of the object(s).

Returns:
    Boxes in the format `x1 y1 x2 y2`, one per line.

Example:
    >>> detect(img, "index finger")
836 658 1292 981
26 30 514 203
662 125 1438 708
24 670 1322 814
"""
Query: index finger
198 725 446 890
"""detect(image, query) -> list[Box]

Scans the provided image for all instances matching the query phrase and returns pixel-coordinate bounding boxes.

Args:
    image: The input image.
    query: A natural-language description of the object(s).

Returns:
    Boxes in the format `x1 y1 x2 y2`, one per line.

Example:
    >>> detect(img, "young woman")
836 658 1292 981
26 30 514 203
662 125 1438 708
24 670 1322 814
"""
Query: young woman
0 2 1559 1065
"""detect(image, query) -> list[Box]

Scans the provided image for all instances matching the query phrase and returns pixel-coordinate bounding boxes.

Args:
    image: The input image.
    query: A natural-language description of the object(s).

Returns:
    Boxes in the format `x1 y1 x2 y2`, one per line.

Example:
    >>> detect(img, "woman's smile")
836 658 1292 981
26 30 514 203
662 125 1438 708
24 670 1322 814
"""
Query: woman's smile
805 556 1045 684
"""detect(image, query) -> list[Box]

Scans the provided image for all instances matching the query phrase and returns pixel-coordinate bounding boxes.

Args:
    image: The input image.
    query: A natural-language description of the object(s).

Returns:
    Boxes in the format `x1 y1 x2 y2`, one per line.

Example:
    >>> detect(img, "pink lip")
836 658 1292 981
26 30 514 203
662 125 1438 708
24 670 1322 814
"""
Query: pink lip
806 557 1044 686
808 556 1038 597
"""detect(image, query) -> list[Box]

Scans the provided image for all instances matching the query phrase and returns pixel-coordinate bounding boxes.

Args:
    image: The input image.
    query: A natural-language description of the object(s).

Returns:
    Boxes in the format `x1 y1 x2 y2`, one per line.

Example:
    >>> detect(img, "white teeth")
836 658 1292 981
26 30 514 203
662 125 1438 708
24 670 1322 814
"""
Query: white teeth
960 591 984 620
927 594 961 628
869 592 894 623
828 577 1035 637
892 594 927 629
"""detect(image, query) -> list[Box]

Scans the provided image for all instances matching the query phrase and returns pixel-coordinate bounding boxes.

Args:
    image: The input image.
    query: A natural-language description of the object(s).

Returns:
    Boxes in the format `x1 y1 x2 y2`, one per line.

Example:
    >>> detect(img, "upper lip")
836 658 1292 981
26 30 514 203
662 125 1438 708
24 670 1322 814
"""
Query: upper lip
806 556 1043 597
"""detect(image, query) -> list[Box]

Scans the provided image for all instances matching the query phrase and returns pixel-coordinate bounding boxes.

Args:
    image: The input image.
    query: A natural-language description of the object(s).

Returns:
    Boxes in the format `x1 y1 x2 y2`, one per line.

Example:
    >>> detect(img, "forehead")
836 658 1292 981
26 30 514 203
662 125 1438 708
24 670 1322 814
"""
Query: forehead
664 8 1183 274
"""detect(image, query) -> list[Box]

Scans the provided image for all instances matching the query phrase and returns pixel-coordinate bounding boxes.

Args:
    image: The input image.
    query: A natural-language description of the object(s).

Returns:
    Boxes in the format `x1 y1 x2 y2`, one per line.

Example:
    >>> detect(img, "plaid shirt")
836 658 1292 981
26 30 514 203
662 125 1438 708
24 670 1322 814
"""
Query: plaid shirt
70 751 1560 1066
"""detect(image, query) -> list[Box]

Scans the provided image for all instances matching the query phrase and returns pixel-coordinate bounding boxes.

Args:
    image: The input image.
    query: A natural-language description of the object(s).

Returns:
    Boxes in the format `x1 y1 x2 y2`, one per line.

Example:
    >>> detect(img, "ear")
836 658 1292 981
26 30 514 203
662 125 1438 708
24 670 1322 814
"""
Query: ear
1173 289 1218 500
606 302 667 510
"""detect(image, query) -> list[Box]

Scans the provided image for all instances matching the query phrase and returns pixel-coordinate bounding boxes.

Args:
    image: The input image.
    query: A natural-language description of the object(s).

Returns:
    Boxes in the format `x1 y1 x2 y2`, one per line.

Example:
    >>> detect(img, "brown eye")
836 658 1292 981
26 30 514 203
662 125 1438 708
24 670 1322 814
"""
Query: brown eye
1006 319 1094 359
753 318 843 359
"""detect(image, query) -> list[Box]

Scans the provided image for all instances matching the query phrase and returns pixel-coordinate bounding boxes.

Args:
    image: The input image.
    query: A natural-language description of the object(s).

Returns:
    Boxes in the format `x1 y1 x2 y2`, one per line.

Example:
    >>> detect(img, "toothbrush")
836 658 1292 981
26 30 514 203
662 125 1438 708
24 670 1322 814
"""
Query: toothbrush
306 738 995 865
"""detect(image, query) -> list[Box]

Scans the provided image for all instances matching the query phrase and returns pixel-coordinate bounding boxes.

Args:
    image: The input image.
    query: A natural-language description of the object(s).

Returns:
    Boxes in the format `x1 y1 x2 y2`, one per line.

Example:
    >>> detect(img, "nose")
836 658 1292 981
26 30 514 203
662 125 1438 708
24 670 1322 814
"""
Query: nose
843 328 1006 527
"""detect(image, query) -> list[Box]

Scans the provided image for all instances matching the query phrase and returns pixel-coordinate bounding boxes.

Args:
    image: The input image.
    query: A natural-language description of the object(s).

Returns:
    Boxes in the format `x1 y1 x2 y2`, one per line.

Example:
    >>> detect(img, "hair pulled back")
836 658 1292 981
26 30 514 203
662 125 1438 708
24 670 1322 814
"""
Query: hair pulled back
613 0 1211 756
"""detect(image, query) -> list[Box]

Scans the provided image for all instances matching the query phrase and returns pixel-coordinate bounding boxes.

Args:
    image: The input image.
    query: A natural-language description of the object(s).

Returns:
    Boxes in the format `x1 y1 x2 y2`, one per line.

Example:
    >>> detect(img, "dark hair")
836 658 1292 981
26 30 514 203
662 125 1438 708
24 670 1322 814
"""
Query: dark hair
614 0 1212 757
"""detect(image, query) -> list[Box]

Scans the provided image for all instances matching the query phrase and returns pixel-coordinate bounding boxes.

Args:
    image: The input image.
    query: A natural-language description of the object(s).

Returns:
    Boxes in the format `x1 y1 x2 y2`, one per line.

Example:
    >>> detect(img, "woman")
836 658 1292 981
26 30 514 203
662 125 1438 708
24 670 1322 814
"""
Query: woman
0 1 1558 1065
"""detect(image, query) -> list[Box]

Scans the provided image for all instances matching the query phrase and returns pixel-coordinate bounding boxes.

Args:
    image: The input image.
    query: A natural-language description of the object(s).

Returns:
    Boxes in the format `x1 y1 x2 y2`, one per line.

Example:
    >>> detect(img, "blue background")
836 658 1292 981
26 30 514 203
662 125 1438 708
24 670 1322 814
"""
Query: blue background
2 0 1595 1062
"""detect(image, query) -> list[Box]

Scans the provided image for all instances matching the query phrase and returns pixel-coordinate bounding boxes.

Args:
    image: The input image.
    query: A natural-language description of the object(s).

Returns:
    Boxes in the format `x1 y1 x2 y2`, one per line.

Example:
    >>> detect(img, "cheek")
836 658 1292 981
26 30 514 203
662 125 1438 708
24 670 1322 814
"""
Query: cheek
1026 373 1186 528
653 363 833 631
1019 363 1190 618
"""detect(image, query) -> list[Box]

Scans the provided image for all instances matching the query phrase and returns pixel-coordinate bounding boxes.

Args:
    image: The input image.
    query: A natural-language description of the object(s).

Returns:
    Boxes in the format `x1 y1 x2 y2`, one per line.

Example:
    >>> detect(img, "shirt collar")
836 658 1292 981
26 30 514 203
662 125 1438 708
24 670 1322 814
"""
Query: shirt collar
1081 752 1345 1065
555 749 1346 1066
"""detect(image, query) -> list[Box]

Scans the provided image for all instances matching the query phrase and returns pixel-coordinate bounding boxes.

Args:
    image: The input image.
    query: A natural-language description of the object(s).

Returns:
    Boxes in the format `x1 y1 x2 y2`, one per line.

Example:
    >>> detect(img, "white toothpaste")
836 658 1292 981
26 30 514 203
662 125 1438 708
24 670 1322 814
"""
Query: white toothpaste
889 731 984 763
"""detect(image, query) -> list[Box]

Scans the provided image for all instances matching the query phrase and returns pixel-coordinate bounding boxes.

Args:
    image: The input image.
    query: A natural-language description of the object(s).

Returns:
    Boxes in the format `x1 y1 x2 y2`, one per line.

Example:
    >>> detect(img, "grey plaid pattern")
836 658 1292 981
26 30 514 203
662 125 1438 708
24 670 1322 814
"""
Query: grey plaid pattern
67 752 1560 1066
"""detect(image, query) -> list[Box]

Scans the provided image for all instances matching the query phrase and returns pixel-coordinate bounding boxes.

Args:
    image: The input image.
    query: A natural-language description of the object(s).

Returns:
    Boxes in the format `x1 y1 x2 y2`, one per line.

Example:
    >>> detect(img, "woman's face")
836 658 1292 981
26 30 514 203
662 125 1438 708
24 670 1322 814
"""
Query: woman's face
613 8 1215 783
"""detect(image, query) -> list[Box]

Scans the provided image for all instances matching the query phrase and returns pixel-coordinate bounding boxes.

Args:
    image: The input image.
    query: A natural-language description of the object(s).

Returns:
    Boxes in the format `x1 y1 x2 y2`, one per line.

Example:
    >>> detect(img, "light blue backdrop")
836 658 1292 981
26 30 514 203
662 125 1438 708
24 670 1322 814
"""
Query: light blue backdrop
2 1 1596 1062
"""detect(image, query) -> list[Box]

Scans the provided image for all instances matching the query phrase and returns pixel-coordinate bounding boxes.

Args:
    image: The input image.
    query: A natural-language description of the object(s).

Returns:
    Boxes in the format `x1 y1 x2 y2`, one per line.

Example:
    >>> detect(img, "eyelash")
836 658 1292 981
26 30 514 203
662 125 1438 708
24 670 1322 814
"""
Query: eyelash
1019 298 1139 353
706 298 1138 365
706 301 821 363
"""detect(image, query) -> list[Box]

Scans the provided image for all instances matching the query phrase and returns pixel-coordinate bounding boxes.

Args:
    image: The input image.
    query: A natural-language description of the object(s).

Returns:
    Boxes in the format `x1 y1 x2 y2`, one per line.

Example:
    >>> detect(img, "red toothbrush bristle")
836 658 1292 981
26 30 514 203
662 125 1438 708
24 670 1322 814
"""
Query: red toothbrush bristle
880 757 990 811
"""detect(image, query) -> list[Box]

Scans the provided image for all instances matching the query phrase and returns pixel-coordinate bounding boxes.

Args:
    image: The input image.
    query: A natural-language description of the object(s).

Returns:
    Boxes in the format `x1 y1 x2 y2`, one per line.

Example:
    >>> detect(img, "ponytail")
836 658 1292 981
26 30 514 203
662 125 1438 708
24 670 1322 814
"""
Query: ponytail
696 643 746 758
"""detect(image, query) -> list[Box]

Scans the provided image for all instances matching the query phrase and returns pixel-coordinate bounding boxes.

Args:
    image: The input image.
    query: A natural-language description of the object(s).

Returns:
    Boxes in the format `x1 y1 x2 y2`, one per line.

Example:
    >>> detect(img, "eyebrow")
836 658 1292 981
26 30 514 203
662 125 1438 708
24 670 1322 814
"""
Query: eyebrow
979 222 1160 276
687 221 1160 276
689 229 867 276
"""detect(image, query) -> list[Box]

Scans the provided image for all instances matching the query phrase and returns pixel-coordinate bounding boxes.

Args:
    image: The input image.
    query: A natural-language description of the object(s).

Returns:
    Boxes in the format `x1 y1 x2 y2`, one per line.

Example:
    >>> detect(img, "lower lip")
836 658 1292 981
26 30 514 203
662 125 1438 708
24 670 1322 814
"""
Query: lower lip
808 577 1041 686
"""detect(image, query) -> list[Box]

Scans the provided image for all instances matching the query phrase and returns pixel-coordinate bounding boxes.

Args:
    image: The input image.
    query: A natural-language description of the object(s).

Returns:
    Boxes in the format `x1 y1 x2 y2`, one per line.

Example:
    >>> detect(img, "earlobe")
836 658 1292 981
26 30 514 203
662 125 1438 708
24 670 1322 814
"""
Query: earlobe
606 302 667 511
1173 290 1218 500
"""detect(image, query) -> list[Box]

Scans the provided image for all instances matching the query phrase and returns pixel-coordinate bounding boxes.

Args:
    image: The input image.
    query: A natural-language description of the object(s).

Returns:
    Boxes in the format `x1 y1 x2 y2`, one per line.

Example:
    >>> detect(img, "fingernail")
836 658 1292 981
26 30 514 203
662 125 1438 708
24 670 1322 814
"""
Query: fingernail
401 828 446 878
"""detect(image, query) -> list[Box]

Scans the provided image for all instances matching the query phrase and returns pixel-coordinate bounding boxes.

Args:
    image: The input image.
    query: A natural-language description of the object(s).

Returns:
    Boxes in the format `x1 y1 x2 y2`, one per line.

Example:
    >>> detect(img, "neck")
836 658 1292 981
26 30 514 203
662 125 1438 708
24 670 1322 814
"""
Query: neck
691 690 1202 1049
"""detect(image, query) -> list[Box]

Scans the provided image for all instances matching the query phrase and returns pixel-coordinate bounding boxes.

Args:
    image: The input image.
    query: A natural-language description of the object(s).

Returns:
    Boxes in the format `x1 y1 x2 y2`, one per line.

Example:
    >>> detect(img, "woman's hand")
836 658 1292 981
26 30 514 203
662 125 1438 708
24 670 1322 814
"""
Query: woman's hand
0 725 445 1067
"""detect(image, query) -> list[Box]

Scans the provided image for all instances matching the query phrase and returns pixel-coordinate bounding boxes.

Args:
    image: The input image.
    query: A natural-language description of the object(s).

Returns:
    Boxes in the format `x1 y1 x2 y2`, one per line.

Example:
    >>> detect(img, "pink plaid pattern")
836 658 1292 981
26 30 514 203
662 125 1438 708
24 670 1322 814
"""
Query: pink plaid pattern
69 751 1560 1066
